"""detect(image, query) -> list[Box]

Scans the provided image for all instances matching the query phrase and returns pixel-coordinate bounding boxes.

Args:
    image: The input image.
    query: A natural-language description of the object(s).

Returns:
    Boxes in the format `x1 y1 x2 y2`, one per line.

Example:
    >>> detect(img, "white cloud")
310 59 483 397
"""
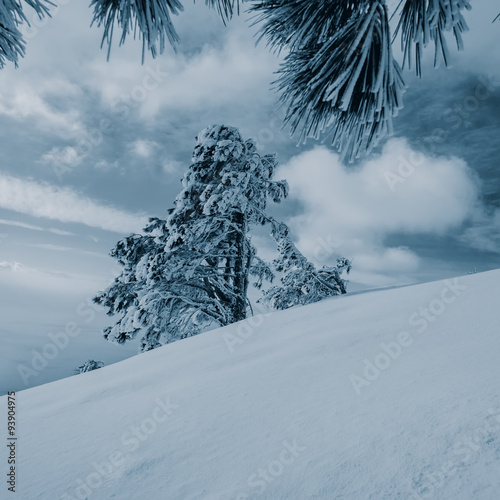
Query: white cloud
0 259 110 294
0 0 495 293
451 3 500 74
26 243 106 258
162 158 184 175
42 146 85 167
459 208 500 253
0 83 84 139
129 139 158 158
279 139 480 286
0 218 74 235
94 159 120 171
86 26 280 119
0 261 27 273
0 174 147 233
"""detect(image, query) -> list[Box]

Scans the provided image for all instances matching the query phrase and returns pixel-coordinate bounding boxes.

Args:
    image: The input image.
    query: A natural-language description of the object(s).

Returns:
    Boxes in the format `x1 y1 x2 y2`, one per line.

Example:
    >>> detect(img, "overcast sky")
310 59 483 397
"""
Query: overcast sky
1 1 499 379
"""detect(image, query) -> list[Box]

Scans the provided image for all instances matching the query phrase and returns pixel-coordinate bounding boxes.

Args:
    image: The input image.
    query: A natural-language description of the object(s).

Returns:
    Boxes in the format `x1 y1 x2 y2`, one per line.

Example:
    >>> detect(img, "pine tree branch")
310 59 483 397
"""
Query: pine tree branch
204 0 240 24
90 0 184 62
393 0 471 77
0 0 53 68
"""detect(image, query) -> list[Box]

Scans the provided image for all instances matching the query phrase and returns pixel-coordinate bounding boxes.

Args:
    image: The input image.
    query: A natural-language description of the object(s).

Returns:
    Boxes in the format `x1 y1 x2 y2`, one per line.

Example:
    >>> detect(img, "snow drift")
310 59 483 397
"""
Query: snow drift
2 270 500 499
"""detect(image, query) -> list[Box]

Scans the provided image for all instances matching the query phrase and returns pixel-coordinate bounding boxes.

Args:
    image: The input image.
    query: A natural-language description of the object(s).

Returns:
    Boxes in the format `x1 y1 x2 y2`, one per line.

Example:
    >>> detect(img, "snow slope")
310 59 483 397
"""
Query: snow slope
2 270 500 499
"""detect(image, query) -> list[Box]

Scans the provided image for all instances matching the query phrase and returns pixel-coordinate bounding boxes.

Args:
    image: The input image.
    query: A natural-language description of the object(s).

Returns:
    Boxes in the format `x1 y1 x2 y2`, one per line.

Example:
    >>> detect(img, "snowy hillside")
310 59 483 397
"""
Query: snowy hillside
3 270 500 499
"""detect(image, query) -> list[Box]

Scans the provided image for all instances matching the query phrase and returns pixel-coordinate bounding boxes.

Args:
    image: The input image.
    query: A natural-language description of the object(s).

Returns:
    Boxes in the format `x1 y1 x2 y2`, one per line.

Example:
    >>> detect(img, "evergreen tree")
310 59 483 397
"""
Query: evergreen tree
93 217 168 349
94 125 350 352
260 221 351 310
74 359 104 374
94 125 288 351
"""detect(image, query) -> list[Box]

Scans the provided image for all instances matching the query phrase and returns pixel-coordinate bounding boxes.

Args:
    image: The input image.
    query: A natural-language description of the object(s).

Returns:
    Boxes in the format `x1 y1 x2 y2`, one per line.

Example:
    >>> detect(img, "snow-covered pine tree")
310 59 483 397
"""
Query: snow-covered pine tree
74 359 104 374
93 216 168 348
94 125 288 351
259 221 351 310
95 125 351 352
158 125 287 327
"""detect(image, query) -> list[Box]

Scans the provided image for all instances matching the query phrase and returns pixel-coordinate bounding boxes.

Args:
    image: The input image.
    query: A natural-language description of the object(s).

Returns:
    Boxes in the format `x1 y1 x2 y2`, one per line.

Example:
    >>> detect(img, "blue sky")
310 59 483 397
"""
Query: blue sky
0 1 499 385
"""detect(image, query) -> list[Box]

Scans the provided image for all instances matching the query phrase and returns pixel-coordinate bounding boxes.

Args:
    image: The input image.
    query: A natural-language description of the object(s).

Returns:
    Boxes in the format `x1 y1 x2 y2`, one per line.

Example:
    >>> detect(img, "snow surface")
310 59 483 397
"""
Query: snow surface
2 270 500 499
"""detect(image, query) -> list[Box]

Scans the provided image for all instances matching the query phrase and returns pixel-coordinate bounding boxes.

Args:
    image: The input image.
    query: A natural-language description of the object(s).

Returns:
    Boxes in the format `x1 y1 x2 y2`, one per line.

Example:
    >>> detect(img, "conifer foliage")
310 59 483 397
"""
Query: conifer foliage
90 0 240 61
94 125 350 351
74 359 104 374
88 1 473 160
0 0 51 68
261 221 351 310
251 0 472 161
1 1 484 161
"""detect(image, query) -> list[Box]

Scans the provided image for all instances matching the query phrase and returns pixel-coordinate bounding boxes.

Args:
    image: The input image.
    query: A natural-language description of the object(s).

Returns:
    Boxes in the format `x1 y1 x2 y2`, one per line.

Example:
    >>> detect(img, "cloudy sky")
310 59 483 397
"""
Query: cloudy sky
1 1 499 387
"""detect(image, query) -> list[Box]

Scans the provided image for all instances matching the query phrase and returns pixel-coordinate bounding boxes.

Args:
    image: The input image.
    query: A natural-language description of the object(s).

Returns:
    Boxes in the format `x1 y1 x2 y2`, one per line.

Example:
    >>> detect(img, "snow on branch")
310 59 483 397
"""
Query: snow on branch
90 0 240 62
90 0 184 61
272 1 405 162
393 0 472 76
252 0 472 162
0 0 52 68
204 0 240 24
94 125 351 352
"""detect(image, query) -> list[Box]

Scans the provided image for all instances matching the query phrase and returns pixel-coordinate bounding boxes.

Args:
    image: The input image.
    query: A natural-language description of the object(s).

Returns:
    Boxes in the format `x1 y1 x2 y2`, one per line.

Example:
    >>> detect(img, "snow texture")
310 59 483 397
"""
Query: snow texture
4 269 500 499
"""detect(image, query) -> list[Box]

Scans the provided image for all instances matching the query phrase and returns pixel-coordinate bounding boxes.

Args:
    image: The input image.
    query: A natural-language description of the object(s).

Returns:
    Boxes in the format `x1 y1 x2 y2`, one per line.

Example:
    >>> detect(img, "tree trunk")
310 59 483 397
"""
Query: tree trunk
232 211 249 322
